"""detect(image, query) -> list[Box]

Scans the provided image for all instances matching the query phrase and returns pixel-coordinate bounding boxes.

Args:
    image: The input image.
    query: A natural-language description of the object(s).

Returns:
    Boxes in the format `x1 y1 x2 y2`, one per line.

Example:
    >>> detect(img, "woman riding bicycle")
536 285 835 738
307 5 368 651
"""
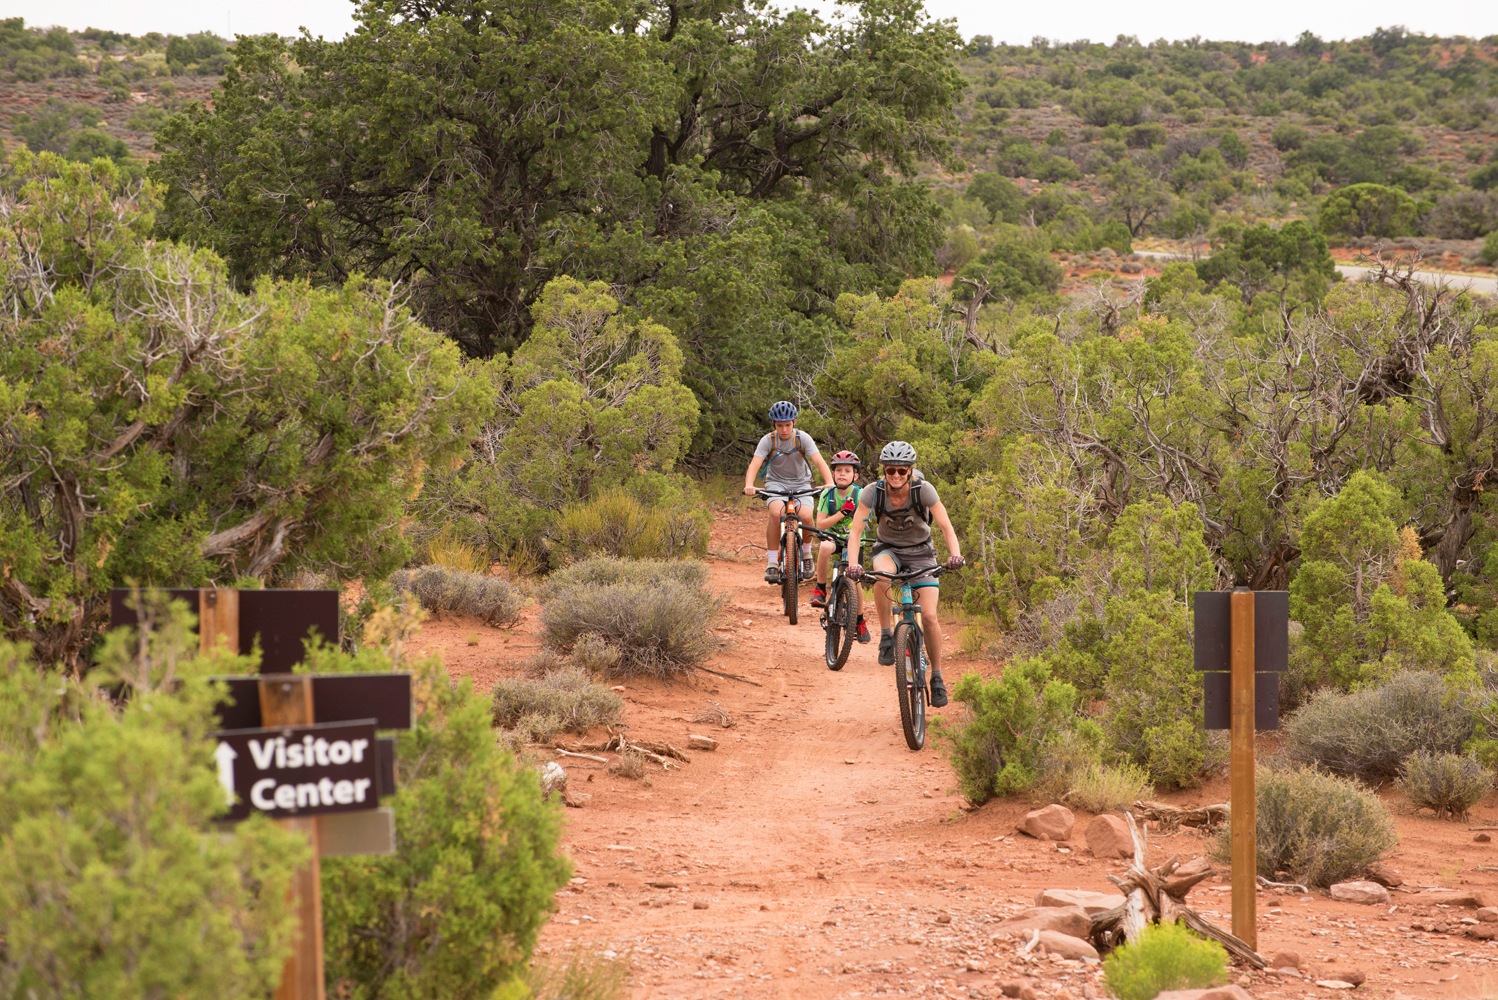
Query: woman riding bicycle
742 401 834 585
844 441 964 707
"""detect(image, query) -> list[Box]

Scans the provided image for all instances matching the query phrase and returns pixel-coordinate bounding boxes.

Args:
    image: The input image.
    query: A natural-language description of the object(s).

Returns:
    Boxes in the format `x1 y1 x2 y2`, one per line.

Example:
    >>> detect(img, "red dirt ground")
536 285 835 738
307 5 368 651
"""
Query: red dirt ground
424 507 1498 1000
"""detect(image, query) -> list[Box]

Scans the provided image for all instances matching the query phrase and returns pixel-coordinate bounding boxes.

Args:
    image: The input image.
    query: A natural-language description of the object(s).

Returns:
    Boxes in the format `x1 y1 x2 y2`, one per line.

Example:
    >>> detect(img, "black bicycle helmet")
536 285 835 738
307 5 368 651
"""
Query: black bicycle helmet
829 450 860 468
879 440 917 465
768 400 799 421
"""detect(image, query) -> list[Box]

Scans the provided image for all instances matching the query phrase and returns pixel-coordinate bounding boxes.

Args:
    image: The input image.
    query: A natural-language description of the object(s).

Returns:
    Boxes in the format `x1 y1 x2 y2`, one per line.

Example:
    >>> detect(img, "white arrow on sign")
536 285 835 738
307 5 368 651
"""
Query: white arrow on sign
215 741 237 807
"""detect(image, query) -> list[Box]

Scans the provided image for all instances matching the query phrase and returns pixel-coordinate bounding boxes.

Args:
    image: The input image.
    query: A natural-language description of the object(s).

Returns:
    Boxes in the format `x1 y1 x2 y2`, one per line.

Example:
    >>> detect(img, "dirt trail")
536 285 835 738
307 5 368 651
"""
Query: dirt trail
426 508 1498 1000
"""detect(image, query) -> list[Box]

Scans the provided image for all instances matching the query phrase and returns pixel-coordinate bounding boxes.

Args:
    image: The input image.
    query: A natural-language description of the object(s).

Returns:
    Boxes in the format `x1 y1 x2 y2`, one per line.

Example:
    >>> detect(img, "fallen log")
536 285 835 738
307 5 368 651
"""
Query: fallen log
1130 800 1229 831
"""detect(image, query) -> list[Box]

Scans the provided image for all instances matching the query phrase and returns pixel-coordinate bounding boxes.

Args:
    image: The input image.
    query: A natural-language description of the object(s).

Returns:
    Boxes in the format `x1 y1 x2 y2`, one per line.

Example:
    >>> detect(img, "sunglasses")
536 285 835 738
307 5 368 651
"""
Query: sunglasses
883 466 912 477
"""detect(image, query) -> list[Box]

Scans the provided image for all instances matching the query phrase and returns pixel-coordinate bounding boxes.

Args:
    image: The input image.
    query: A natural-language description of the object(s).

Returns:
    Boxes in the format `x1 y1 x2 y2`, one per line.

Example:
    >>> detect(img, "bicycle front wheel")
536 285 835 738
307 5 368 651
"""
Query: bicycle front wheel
782 529 798 624
825 577 855 671
893 621 926 750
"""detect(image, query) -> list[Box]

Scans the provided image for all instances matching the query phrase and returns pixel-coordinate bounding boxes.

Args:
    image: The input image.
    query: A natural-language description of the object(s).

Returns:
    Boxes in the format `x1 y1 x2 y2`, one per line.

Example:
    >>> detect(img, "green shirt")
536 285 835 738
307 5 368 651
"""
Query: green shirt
819 485 874 539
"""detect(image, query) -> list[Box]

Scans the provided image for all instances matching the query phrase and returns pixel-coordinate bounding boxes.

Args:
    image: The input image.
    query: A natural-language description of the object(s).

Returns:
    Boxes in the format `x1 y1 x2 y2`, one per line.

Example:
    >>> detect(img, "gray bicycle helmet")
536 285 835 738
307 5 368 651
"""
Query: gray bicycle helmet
768 400 799 421
879 440 917 465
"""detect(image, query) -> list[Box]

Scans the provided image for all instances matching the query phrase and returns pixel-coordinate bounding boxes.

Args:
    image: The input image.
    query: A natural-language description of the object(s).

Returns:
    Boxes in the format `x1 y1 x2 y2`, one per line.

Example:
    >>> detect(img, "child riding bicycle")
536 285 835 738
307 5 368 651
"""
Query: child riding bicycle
742 401 834 585
810 450 871 643
844 441 965 707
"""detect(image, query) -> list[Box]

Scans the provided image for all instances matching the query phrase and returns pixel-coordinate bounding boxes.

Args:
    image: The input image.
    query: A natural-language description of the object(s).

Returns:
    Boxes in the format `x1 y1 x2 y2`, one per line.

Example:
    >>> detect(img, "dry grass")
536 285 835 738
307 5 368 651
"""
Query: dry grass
390 564 525 628
520 649 568 677
609 751 648 780
1398 751 1492 820
1067 761 1152 814
691 701 737 729
423 524 491 574
526 946 631 1000
541 558 723 677
571 632 623 673
492 667 624 740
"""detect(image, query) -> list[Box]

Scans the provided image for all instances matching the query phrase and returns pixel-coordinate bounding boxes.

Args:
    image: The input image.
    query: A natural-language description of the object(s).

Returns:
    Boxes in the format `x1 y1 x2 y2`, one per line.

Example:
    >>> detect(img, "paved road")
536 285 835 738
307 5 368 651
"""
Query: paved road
1136 250 1497 297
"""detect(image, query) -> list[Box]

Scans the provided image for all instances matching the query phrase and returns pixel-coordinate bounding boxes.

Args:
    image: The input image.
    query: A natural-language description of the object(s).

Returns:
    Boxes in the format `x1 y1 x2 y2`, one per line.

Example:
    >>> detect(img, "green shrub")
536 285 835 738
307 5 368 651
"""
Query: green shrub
553 479 710 562
1398 751 1492 820
0 598 304 1000
1069 761 1153 815
389 564 525 627
1216 767 1398 888
1318 182 1419 236
1103 921 1229 1000
308 645 571 999
1280 672 1474 781
933 658 1080 804
540 561 724 676
1482 229 1498 266
492 667 624 736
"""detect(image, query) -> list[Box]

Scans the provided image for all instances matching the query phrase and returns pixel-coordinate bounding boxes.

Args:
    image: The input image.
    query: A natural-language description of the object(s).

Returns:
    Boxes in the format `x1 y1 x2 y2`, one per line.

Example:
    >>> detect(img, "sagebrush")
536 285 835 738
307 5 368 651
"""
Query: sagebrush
526 946 631 1000
1398 751 1492 820
492 667 624 740
1103 922 1228 1000
553 487 709 562
1280 671 1474 781
1068 761 1153 815
389 565 525 628
541 559 723 676
1216 766 1398 888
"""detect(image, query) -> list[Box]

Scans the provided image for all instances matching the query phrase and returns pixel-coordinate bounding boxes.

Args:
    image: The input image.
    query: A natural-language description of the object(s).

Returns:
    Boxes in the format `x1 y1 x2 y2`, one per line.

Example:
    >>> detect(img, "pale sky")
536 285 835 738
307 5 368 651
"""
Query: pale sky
11 0 1496 45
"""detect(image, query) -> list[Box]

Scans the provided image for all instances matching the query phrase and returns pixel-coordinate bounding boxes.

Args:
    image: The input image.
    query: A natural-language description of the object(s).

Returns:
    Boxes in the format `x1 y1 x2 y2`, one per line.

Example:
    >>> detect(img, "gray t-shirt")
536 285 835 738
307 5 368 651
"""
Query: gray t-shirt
754 429 819 488
873 479 940 548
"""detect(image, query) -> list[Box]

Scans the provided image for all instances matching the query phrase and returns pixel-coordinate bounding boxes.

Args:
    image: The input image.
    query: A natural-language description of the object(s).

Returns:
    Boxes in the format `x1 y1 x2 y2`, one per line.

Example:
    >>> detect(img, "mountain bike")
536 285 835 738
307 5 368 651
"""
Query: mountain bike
806 526 859 671
859 565 949 751
755 486 821 625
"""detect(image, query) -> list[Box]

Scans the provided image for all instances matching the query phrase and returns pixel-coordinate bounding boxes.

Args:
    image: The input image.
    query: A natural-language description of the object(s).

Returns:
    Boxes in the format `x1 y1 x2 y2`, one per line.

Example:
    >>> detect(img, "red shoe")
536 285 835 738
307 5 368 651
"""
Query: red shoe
856 616 871 644
810 585 827 608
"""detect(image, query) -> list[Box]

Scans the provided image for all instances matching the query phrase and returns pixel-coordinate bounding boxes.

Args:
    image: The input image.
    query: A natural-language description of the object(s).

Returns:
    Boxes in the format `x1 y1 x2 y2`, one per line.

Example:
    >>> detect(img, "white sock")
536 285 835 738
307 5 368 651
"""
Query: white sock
767 551 780 566
801 543 812 559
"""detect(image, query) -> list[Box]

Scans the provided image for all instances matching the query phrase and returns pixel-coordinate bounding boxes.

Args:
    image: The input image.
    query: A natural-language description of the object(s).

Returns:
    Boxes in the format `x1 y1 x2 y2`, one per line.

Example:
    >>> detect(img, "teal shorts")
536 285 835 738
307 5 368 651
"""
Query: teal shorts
870 541 940 588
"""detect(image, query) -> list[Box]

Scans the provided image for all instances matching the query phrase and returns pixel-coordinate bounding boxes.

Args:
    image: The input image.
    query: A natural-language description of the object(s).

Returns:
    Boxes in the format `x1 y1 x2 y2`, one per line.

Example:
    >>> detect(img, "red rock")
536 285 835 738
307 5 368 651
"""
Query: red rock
1034 888 1126 913
1085 813 1133 859
1477 832 1492 843
1329 880 1390 905
1477 906 1498 923
1468 923 1498 940
998 980 1038 1000
1270 950 1302 970
1365 862 1403 887
1325 969 1367 986
1032 930 1098 960
1154 987 1254 1000
991 905 1091 940
1018 803 1075 841
1427 890 1498 908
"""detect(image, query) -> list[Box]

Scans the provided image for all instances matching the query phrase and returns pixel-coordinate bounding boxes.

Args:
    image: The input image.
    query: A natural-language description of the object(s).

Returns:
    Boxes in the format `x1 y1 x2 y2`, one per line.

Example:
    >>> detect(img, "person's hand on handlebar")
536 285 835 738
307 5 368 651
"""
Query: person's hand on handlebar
846 563 863 581
743 485 758 497
945 554 966 571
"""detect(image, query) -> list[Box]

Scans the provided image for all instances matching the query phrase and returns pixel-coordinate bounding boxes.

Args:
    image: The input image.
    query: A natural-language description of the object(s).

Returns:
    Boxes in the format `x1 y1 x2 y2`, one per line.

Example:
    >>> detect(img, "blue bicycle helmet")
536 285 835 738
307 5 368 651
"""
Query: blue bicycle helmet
768 400 799 421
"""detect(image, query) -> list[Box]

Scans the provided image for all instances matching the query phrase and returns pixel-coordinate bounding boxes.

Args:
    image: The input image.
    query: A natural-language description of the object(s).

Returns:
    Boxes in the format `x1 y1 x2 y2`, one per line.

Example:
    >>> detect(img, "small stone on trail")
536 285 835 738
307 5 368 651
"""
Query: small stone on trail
1325 970 1367 986
1329 880 1390 905
610 685 625 692
1314 982 1356 990
923 791 933 798
1153 988 1253 1000
1019 803 1075 841
1084 814 1132 859
693 900 708 910
992 905 1091 940
562 790 592 808
1477 832 1492 843
1477 906 1498 923
1365 862 1403 887
935 913 952 924
1468 923 1498 940
999 980 1038 1000
687 734 718 751
540 762 567 794
759 903 770 911
1270 951 1302 971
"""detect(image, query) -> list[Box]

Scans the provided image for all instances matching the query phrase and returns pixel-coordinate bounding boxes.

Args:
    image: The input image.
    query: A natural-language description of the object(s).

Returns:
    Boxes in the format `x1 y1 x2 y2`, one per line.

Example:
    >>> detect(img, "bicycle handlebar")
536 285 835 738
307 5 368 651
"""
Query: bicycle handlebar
754 486 824 500
856 565 953 582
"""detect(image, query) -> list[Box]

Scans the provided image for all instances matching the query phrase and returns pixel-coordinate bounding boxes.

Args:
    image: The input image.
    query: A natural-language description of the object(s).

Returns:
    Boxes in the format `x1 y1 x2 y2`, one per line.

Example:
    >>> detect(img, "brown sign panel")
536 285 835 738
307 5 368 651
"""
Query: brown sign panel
1193 591 1289 672
214 719 381 821
1203 672 1280 731
111 588 340 672
211 673 412 731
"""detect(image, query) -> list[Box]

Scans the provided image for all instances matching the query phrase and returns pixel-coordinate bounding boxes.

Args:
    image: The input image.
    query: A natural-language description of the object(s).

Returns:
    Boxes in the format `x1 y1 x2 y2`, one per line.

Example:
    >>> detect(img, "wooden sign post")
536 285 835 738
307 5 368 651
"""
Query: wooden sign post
111 588 410 1000
1229 587 1256 949
1195 589 1287 955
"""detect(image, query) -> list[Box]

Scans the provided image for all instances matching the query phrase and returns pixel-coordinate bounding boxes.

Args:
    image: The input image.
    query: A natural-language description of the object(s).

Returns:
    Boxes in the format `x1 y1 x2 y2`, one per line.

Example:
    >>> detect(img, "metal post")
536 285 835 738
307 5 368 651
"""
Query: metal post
1229 587 1256 949
260 675 325 1000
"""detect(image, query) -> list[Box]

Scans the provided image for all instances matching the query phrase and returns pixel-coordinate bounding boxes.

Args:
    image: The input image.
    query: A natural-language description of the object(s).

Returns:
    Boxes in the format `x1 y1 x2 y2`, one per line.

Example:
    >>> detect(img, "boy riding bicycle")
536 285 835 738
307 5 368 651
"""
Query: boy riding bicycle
810 450 871 643
845 441 965 707
742 401 834 585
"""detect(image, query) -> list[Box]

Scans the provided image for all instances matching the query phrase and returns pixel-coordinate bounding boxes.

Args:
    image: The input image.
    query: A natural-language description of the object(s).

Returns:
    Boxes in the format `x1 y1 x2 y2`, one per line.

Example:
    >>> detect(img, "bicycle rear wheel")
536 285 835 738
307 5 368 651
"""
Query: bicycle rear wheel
781 529 798 624
824 577 856 671
893 621 926 750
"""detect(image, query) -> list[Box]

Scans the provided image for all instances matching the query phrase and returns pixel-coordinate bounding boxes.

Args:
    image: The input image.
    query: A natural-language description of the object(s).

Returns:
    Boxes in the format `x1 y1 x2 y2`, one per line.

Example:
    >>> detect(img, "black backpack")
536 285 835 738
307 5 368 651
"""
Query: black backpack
872 473 932 525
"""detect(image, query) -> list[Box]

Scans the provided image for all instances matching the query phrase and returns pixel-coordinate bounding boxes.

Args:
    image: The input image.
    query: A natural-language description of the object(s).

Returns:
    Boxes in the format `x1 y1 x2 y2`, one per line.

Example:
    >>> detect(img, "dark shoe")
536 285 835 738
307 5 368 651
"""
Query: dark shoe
929 673 949 708
810 586 827 608
764 565 782 585
878 633 895 666
856 616 871 644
